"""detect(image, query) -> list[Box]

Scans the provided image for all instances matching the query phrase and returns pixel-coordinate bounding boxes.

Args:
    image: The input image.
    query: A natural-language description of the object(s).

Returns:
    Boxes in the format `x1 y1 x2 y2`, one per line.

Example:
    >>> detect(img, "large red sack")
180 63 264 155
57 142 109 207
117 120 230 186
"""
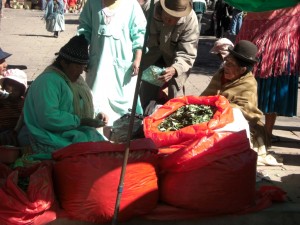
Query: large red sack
0 162 55 225
144 95 233 148
159 131 258 214
52 138 159 224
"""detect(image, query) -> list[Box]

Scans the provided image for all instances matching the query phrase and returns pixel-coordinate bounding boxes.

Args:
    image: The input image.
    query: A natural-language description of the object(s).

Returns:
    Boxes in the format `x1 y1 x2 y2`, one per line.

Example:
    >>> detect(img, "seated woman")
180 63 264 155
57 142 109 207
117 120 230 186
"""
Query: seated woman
201 40 277 165
23 35 108 157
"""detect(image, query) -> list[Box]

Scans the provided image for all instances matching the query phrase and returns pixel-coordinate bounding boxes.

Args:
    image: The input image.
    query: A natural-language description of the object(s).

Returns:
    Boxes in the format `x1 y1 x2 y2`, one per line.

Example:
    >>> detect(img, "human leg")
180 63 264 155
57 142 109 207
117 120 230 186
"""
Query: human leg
140 81 160 111
196 13 203 35
167 79 179 99
265 113 277 136
0 0 2 17
235 12 243 35
229 11 237 35
216 17 222 38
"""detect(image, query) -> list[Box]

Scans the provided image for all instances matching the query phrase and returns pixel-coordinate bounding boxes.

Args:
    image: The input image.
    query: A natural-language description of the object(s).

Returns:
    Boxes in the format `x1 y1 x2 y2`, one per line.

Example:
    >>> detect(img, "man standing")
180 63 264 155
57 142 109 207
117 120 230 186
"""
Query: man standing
193 0 207 34
140 0 199 111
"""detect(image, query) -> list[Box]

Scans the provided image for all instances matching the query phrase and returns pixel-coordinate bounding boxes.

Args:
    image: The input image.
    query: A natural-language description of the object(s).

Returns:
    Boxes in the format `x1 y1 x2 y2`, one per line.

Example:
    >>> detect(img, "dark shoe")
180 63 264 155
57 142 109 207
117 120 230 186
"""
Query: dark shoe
54 31 59 38
271 135 281 143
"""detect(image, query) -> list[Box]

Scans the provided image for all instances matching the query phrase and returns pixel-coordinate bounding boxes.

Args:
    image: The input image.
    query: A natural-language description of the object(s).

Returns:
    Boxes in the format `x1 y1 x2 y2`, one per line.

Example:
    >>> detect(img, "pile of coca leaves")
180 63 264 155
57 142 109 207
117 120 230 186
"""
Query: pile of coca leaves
158 104 216 132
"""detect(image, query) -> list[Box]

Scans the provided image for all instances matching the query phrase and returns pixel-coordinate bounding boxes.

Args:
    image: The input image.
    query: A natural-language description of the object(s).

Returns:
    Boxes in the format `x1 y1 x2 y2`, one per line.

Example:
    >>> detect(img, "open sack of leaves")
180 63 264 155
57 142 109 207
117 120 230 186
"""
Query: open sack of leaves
144 95 234 147
158 104 216 132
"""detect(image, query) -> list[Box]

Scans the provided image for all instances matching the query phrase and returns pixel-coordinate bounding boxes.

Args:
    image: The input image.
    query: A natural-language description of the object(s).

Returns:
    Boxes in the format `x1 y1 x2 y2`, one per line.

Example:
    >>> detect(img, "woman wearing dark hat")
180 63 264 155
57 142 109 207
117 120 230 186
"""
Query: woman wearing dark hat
23 35 107 158
236 5 299 143
201 40 277 165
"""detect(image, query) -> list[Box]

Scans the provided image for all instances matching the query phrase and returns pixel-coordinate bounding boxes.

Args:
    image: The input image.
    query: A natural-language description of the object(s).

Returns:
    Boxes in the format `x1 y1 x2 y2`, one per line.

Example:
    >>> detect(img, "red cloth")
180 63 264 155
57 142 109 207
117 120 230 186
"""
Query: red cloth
67 0 77 7
236 4 300 78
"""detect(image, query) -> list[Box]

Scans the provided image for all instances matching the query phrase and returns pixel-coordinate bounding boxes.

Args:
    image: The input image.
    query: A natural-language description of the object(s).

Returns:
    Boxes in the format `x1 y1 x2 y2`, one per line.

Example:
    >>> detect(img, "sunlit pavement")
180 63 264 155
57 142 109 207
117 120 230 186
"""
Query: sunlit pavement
0 8 299 225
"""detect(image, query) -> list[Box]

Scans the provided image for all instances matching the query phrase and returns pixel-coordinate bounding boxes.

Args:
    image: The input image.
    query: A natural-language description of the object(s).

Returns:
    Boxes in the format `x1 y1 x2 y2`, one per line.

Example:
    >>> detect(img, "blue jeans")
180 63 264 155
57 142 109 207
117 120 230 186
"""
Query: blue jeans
229 9 243 35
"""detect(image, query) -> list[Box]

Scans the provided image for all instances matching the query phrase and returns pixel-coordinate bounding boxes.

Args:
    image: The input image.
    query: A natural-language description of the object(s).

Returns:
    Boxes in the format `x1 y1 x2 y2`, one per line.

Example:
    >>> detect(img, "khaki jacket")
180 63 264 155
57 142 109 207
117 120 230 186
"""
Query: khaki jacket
141 2 199 89
201 70 263 124
201 70 270 147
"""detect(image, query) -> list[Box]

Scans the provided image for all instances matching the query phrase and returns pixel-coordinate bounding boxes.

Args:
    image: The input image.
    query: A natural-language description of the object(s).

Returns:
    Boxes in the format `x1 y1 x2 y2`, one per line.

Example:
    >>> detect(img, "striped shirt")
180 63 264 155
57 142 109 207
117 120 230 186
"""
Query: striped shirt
0 98 24 131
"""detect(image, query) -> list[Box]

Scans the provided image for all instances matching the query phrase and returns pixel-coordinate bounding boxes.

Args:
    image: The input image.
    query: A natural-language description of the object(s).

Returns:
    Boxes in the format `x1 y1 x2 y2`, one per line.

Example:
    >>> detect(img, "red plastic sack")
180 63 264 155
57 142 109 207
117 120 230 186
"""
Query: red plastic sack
159 130 251 172
0 146 20 164
0 162 55 225
52 138 159 224
159 131 258 214
143 95 233 147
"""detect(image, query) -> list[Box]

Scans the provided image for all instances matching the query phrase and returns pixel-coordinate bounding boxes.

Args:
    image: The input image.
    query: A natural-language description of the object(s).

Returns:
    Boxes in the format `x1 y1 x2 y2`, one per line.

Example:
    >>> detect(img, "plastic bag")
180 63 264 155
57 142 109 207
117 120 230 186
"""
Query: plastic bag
144 95 234 147
142 65 165 87
52 139 159 223
0 161 55 225
159 131 258 214
110 113 144 143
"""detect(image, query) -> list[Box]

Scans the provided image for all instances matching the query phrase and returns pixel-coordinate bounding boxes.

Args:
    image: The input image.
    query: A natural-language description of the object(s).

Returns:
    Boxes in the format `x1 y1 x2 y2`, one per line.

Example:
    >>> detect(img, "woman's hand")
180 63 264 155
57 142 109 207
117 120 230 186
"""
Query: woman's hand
132 60 140 76
132 49 142 76
95 112 109 126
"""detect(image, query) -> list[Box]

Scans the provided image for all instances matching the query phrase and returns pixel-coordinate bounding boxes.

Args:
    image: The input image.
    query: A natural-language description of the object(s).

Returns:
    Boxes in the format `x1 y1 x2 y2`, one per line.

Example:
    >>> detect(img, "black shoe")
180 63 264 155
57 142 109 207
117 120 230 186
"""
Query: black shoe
271 135 281 143
54 31 59 38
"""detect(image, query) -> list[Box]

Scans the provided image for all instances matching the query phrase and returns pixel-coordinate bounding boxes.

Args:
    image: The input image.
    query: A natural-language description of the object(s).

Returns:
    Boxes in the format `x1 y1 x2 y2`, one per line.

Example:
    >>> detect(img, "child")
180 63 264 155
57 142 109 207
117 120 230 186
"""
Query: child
0 69 27 145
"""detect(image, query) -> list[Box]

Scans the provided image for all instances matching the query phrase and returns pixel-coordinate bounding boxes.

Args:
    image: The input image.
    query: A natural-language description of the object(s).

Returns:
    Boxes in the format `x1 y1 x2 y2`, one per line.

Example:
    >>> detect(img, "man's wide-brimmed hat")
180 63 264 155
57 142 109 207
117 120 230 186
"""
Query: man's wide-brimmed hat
0 48 12 61
58 34 89 65
228 40 258 64
160 0 192 17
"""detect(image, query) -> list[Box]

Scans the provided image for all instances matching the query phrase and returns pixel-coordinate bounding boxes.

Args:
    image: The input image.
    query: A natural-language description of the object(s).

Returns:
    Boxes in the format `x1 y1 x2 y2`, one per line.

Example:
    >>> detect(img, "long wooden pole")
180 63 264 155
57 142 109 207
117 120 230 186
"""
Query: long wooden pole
111 1 155 224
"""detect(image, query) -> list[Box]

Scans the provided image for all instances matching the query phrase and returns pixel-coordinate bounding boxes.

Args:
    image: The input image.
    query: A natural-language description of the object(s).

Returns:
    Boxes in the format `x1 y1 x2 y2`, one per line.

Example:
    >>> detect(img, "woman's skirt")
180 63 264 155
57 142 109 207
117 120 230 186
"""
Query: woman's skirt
256 73 299 116
46 13 65 32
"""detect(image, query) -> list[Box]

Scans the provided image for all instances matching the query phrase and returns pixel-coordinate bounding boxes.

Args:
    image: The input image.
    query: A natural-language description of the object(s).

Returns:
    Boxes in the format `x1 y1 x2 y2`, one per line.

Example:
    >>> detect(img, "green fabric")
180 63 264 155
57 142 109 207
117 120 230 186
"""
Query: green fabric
224 0 299 12
77 0 146 126
24 69 105 153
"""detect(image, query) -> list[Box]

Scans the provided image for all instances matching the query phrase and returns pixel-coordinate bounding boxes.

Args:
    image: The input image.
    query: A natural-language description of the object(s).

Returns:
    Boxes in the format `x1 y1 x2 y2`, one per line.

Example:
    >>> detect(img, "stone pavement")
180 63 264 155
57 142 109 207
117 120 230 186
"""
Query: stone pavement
0 8 300 225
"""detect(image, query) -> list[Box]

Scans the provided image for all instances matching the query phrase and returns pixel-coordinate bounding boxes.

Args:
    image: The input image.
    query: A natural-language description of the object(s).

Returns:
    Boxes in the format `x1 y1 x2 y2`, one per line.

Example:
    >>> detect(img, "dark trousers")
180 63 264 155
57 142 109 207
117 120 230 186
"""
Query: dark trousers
140 79 178 112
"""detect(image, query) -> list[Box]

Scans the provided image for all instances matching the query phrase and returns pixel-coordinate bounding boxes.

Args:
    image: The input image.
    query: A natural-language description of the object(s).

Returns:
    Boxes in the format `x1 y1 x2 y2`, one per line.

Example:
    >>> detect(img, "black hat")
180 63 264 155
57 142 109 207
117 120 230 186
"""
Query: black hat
0 48 12 61
228 40 258 64
58 35 89 64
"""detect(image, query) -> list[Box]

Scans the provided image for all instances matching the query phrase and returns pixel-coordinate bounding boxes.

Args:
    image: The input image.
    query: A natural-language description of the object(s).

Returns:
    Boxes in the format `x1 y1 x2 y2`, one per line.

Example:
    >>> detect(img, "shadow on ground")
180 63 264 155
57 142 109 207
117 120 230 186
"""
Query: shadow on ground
18 34 54 38
65 19 79 25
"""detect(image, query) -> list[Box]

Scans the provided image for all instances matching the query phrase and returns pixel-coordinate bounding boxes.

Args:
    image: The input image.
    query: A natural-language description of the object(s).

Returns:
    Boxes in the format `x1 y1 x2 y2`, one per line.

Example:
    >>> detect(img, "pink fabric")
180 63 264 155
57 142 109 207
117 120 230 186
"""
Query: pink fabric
236 4 300 78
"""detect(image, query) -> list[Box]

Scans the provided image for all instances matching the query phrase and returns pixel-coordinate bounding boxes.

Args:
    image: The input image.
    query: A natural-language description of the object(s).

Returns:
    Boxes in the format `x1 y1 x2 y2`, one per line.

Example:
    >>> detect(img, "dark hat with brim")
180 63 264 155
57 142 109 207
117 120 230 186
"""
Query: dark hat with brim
0 48 12 61
160 0 192 18
228 40 258 64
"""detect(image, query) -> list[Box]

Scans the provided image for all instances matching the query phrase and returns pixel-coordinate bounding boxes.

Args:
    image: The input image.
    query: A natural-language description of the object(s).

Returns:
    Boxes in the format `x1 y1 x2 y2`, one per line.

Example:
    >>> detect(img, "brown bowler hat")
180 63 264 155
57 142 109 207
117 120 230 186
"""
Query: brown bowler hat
228 40 259 64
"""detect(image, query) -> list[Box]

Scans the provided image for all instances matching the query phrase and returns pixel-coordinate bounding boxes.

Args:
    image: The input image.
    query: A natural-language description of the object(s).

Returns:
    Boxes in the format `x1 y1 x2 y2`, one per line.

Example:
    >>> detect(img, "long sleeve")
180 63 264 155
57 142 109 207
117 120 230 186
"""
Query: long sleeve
24 72 80 133
77 0 93 43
